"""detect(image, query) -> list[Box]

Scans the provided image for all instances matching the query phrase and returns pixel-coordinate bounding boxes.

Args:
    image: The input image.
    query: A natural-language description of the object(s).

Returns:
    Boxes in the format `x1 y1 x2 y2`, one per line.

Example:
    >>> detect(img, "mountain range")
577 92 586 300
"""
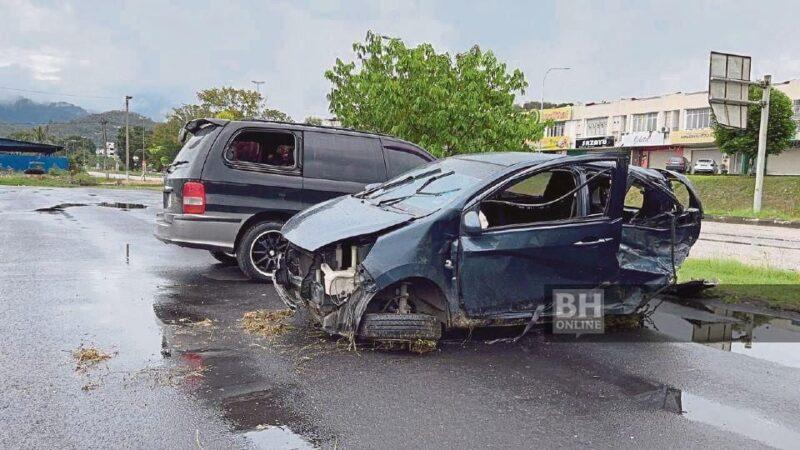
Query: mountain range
0 98 156 146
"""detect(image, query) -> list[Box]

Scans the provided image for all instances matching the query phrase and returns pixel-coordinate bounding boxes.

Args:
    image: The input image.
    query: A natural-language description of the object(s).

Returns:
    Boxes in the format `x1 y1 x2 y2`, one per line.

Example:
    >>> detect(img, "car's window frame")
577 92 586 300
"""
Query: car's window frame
463 161 620 234
221 127 302 176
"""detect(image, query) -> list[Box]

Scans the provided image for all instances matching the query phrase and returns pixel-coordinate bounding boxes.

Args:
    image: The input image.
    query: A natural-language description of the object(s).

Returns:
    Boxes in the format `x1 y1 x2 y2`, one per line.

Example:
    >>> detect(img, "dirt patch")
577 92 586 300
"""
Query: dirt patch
72 345 114 371
241 309 294 339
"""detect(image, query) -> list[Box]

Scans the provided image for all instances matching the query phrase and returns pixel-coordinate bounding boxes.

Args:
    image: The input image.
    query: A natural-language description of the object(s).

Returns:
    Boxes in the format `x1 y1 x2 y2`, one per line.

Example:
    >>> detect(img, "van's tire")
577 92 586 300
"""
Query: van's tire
236 221 287 283
358 313 442 341
209 251 237 265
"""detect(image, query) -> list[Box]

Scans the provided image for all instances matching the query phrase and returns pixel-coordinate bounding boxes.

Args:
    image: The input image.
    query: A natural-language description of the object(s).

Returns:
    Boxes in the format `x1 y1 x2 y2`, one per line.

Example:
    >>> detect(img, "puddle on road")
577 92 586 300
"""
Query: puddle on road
153 275 323 449
648 299 800 368
681 391 800 449
35 202 87 213
97 202 146 210
34 202 146 213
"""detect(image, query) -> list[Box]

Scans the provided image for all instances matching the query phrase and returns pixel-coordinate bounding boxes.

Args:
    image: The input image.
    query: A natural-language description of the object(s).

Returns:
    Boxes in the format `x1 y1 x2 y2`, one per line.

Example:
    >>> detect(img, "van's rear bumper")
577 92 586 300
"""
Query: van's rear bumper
154 211 241 253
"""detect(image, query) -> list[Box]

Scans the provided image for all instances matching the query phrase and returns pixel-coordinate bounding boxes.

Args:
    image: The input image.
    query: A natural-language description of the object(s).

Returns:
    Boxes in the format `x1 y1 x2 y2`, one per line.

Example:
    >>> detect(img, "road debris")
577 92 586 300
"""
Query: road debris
72 345 113 371
241 309 294 338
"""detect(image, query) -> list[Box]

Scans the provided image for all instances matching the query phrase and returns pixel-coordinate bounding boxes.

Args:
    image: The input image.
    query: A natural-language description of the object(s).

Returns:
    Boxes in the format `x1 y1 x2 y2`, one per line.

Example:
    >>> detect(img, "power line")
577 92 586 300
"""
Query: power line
0 85 118 100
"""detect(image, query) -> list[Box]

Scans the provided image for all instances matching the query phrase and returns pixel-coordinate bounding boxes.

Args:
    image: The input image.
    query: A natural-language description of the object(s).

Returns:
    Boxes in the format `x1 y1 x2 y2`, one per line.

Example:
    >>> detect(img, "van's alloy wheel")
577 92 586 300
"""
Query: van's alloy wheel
358 313 442 341
236 221 286 283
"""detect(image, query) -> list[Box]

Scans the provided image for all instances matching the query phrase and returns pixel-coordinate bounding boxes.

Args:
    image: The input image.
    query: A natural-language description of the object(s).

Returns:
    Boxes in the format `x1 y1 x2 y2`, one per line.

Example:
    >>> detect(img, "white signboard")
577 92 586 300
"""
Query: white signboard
709 51 752 129
619 131 666 147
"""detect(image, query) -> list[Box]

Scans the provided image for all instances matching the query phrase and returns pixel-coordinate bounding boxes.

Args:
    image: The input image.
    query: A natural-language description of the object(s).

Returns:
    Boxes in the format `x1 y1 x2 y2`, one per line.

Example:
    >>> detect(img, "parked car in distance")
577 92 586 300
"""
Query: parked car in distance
665 156 690 173
24 161 45 175
155 118 435 282
693 158 718 174
274 152 702 346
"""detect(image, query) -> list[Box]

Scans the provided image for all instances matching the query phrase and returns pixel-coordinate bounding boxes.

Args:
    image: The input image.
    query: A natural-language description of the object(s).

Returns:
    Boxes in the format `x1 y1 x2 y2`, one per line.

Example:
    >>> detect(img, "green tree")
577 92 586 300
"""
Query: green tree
115 126 153 169
9 124 55 144
325 32 544 157
305 116 324 126
149 87 292 166
714 86 797 173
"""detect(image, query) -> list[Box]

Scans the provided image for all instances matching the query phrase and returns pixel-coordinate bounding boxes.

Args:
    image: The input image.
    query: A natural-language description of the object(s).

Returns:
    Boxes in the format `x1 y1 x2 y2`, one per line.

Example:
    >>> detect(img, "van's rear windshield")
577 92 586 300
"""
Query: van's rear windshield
170 126 216 171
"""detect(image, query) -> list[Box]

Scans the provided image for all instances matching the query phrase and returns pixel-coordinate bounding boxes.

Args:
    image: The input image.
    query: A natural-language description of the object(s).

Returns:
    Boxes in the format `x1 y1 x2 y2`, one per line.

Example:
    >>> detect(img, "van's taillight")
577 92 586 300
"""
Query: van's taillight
182 181 206 214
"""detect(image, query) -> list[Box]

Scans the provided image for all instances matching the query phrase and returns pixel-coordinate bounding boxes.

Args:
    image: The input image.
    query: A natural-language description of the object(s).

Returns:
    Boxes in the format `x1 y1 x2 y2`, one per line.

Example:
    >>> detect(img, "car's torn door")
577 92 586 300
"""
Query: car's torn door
612 168 702 313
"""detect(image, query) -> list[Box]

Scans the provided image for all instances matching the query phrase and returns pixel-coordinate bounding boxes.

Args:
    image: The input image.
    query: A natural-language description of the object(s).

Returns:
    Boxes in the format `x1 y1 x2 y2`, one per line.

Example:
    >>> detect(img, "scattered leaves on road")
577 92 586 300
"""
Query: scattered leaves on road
72 345 114 371
241 309 294 338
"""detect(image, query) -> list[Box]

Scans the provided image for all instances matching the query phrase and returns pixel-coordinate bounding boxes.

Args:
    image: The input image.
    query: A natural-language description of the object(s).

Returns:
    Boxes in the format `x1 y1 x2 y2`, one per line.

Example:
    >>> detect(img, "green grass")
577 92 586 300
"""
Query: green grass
678 258 800 311
0 173 162 191
687 175 800 221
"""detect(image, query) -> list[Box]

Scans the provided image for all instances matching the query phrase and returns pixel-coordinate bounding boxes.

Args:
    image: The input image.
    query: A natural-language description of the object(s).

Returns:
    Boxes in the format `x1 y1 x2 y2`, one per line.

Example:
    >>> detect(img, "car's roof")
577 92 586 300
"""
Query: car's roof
232 119 424 148
452 151 562 167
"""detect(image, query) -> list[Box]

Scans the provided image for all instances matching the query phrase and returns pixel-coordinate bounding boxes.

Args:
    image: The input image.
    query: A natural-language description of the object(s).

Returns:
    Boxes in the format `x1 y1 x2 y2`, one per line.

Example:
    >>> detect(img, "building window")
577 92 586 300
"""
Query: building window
585 117 608 137
686 108 711 130
665 110 680 131
546 121 565 137
632 112 658 132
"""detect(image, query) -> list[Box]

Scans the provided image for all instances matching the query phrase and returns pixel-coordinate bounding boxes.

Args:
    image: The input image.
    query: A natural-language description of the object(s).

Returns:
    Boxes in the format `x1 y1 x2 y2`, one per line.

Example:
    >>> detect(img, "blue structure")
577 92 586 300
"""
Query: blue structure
0 137 68 172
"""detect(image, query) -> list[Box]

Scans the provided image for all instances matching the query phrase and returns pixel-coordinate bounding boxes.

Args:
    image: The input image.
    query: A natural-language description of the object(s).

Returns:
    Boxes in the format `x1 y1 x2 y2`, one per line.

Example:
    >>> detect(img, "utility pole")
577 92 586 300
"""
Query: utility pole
753 74 772 213
100 118 109 179
124 95 133 180
141 116 146 181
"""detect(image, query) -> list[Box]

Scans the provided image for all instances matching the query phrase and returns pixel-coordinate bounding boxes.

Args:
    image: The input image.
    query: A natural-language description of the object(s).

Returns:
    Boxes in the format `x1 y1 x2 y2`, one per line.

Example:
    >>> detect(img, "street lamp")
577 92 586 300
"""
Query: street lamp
251 80 265 95
541 67 571 116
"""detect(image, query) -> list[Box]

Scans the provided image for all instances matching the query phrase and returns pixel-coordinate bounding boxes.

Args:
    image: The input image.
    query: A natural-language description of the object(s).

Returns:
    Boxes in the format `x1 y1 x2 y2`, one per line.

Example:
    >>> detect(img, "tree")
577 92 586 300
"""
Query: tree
305 116 324 126
149 87 292 166
115 125 153 170
9 124 55 144
714 86 796 173
325 32 544 157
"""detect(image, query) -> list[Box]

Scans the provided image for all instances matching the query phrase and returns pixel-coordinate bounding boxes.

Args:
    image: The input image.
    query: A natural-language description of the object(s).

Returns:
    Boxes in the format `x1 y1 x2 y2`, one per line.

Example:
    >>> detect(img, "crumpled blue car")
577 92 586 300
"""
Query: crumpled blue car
274 152 702 344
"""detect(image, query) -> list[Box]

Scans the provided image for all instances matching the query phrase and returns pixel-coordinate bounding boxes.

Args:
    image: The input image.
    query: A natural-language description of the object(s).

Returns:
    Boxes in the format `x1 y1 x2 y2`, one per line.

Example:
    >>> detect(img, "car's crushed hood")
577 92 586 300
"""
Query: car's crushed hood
281 195 416 252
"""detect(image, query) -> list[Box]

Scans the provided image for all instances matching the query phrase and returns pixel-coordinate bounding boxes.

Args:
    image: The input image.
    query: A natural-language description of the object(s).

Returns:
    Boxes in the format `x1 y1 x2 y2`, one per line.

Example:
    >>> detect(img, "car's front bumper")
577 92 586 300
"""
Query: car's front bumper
154 211 241 253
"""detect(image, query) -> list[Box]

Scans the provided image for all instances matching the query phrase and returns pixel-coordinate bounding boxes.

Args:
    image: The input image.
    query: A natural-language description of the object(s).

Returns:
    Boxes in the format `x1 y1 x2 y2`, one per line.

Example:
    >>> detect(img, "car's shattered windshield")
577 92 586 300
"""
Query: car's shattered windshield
361 162 483 213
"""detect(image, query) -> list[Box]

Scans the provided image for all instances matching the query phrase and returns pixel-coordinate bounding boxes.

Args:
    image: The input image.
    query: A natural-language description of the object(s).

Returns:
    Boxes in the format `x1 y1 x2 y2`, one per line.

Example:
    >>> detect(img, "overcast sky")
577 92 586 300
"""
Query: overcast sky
1 0 799 121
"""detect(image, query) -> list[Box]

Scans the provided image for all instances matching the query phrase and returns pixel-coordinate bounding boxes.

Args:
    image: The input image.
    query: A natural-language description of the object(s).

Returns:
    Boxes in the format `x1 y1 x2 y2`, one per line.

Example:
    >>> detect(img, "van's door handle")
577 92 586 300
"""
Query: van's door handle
573 237 613 246
163 186 173 193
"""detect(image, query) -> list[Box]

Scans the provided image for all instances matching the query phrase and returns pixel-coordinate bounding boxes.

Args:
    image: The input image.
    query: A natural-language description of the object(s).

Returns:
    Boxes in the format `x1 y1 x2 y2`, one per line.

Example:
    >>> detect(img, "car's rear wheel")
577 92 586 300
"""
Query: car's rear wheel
358 313 442 341
237 221 287 283
209 250 237 265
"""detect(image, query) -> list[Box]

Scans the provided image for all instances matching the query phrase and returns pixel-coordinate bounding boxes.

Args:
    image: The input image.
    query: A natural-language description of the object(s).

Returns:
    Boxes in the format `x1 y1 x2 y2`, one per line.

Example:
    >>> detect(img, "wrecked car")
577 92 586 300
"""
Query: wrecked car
274 152 702 344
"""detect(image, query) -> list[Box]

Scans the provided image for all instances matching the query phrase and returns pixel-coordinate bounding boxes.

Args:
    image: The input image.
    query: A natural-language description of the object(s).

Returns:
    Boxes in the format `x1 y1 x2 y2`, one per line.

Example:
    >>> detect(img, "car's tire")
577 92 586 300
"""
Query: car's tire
358 313 442 341
236 221 287 283
209 251 237 265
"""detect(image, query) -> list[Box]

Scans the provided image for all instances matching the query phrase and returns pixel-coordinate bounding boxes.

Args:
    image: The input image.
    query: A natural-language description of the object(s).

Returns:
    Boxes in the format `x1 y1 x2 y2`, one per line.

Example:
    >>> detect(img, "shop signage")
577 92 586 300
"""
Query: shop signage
540 106 572 122
670 128 715 145
538 136 571 150
575 136 615 149
620 131 666 147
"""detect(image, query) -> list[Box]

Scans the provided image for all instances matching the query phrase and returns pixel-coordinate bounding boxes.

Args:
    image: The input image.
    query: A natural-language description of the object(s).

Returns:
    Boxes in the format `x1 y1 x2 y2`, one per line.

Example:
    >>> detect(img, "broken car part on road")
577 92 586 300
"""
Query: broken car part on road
274 152 703 345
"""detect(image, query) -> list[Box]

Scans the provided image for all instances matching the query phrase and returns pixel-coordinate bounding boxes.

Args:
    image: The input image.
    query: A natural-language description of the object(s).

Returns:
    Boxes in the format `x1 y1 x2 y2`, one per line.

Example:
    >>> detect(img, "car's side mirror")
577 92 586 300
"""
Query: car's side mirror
462 210 482 235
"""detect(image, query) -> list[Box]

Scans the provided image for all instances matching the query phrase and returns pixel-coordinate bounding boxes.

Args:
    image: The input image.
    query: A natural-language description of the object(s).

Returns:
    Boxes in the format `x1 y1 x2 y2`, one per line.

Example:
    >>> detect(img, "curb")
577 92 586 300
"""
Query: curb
705 214 800 229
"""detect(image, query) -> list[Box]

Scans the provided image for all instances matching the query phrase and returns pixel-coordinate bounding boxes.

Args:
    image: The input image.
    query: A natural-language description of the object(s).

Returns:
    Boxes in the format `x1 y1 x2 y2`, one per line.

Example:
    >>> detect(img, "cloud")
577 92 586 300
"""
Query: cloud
0 0 799 121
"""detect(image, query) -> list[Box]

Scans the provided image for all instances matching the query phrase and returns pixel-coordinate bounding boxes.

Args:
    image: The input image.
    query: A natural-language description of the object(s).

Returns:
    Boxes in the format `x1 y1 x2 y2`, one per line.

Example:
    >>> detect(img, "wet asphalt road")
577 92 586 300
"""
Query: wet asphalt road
1 186 800 449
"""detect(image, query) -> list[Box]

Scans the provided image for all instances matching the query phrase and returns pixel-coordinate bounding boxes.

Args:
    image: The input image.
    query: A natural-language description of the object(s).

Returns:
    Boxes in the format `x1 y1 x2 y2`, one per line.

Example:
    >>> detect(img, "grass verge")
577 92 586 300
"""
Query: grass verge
0 173 162 190
687 175 800 221
678 257 800 311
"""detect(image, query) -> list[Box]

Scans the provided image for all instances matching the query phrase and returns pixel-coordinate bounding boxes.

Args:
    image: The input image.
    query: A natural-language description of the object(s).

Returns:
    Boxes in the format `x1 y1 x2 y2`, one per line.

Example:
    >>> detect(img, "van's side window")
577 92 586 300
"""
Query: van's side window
384 146 431 178
304 132 384 183
225 130 296 168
